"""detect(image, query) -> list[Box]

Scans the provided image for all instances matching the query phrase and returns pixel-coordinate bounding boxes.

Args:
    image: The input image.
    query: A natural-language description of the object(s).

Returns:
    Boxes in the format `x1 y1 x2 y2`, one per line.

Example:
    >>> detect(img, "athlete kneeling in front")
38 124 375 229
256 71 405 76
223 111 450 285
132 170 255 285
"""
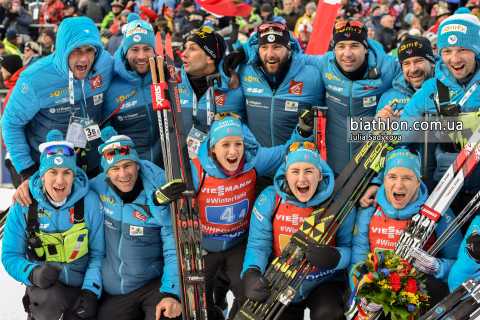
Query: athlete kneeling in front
190 110 313 319
2 130 104 320
350 147 462 317
241 142 354 320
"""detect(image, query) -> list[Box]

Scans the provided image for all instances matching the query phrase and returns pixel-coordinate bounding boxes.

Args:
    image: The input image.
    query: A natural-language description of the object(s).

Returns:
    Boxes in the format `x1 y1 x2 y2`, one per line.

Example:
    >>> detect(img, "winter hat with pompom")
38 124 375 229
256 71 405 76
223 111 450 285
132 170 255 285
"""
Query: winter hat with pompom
438 7 480 54
122 13 155 55
38 130 77 177
98 126 140 172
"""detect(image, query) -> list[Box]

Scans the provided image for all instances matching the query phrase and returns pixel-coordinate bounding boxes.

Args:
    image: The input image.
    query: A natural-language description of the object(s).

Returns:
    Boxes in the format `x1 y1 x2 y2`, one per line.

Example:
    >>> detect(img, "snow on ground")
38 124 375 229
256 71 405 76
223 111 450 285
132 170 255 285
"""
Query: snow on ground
0 188 27 320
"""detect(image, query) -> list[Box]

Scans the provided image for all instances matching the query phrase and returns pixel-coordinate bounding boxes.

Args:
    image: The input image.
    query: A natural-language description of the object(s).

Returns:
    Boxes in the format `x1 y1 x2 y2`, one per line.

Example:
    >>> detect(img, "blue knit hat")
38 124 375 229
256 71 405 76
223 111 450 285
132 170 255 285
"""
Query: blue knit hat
38 130 77 177
122 13 155 55
285 146 322 173
98 126 140 172
438 8 480 54
210 116 244 146
385 147 421 182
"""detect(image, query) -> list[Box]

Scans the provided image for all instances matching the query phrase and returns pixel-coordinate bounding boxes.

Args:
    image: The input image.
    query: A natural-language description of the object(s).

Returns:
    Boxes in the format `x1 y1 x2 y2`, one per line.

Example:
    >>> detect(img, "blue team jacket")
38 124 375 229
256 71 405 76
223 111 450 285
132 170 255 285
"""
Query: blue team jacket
350 182 462 288
242 160 356 302
1 169 105 298
103 48 164 168
89 160 179 298
0 17 113 174
190 125 310 252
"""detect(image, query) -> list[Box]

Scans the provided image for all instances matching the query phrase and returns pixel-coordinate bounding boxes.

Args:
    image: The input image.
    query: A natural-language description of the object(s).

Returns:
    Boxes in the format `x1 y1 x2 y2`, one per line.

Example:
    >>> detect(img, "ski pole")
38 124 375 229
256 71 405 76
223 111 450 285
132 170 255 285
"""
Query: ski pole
313 107 318 147
206 73 222 121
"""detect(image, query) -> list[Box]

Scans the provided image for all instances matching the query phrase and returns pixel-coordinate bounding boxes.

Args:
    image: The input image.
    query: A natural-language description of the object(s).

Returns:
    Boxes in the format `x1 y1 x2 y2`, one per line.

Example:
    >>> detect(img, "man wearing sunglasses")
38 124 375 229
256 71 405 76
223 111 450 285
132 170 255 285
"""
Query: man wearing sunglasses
176 25 245 136
1 17 114 185
103 14 166 168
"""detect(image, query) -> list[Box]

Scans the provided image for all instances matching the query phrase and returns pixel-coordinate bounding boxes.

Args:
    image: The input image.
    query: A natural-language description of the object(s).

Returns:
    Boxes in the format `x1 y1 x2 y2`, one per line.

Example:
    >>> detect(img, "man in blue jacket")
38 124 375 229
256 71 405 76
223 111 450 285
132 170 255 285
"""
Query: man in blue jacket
91 127 185 319
103 13 164 167
0 17 114 182
379 8 480 235
307 19 401 175
177 25 245 141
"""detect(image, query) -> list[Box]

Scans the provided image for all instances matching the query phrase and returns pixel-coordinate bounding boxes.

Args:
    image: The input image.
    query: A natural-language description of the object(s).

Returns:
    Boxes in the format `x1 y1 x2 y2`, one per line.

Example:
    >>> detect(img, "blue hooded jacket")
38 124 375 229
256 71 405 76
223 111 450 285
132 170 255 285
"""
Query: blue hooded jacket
103 48 164 168
398 55 480 194
1 168 105 298
89 160 179 298
177 61 246 135
303 39 402 174
0 17 114 176
350 181 462 287
242 161 356 302
190 125 310 252
376 70 438 192
448 217 480 291
238 33 323 149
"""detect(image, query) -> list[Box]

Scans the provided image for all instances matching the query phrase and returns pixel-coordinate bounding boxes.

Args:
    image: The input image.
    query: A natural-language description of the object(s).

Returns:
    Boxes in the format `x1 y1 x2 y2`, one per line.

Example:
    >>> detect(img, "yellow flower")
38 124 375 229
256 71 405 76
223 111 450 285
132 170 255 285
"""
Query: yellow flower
390 300 395 305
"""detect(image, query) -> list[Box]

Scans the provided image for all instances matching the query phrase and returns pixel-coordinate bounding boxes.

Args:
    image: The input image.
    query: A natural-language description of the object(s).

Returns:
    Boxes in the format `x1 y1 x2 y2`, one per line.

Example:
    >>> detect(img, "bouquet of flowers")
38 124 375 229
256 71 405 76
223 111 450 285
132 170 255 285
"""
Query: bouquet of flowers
350 250 429 320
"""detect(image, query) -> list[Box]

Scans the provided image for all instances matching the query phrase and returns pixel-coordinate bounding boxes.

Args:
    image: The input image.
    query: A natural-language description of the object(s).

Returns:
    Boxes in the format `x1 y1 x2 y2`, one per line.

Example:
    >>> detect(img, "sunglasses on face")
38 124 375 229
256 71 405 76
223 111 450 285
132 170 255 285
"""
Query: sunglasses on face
102 146 131 159
287 141 318 154
46 145 75 157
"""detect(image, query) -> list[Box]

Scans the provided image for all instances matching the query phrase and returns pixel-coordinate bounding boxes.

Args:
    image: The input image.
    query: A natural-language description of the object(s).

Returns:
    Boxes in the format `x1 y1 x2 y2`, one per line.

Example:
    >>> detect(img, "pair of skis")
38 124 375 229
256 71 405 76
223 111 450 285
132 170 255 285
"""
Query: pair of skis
235 128 394 320
149 32 207 320
364 124 480 320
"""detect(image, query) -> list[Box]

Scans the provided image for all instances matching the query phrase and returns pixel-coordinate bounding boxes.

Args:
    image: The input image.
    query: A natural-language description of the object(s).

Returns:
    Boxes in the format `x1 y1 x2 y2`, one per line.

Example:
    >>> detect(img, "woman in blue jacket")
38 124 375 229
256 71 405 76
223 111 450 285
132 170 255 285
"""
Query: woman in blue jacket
241 143 356 320
350 147 462 316
1 130 105 320
191 111 312 319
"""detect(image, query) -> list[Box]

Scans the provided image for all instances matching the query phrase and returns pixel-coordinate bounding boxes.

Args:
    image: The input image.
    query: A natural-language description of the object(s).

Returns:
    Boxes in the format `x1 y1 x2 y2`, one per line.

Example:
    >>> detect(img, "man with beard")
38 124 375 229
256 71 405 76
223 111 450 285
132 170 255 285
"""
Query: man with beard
222 21 322 190
374 35 437 191
362 8 480 236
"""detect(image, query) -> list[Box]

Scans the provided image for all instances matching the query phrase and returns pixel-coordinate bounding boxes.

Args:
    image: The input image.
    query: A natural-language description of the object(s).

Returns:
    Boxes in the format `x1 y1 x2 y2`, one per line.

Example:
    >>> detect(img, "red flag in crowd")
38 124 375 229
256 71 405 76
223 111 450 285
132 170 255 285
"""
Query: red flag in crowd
195 0 252 17
306 0 341 55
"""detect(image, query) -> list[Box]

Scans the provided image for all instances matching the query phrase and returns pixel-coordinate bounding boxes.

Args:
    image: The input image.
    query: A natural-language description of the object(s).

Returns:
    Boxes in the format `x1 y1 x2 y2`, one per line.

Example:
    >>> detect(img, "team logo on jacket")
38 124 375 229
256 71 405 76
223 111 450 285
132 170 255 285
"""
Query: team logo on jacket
285 101 298 112
90 75 102 90
133 210 147 221
70 209 75 223
363 85 378 90
288 81 303 95
363 96 377 108
22 83 28 93
130 226 144 236
215 92 226 107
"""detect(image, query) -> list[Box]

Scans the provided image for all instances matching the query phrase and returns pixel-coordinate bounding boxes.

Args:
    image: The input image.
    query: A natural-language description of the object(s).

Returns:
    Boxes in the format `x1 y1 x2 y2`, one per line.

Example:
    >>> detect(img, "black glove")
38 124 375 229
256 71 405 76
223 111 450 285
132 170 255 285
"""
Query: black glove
298 109 314 138
153 179 187 205
223 46 246 75
242 268 271 302
467 232 480 263
305 244 340 270
29 264 62 289
72 289 98 319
